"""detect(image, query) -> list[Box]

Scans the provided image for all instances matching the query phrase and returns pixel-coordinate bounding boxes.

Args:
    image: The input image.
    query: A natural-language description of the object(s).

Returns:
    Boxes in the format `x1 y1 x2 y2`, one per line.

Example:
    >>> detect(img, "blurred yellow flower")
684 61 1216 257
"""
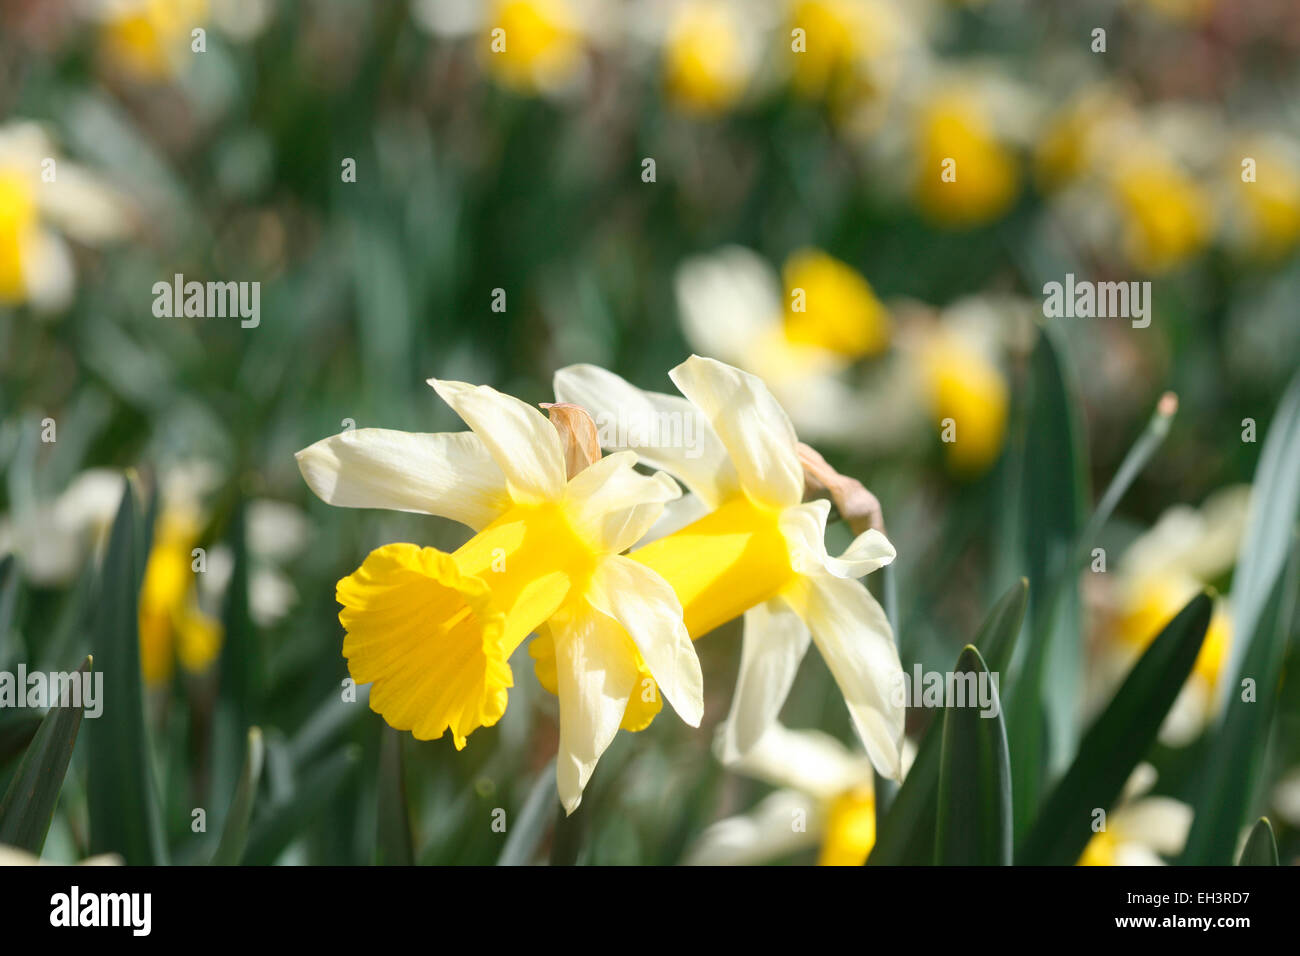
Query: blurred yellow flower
915 92 1019 228
818 785 877 865
686 724 880 865
1078 765 1191 866
1111 152 1213 272
674 246 891 444
0 123 130 311
138 508 222 687
782 248 891 359
484 0 583 95
1094 486 1250 746
917 329 1009 474
663 1 751 116
1116 572 1232 689
0 170 37 303
100 0 209 81
1233 143 1300 260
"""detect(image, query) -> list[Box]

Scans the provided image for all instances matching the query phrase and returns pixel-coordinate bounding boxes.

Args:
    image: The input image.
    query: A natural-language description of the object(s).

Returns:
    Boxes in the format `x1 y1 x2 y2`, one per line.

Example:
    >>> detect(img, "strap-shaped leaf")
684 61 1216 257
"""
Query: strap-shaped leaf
0 657 92 853
868 579 1026 865
1017 592 1211 865
86 482 167 864
1236 818 1279 866
935 646 1012 865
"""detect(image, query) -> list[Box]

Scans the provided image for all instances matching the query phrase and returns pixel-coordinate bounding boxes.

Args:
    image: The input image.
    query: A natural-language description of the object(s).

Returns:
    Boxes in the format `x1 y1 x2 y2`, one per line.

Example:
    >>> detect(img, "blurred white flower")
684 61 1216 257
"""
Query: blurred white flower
0 122 132 313
1078 764 1192 866
686 723 878 865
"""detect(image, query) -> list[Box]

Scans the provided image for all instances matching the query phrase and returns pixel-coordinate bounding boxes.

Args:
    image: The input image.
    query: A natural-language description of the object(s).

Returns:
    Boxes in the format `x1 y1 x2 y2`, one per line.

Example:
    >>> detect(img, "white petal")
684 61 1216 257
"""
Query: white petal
632 491 712 549
37 164 132 243
563 451 682 554
429 379 566 504
1112 797 1193 857
722 724 874 801
673 246 781 362
22 228 74 314
1112 843 1167 867
779 499 896 579
669 355 804 509
585 555 703 726
684 790 821 866
551 607 638 814
718 598 811 761
553 363 736 507
295 428 512 531
785 574 904 780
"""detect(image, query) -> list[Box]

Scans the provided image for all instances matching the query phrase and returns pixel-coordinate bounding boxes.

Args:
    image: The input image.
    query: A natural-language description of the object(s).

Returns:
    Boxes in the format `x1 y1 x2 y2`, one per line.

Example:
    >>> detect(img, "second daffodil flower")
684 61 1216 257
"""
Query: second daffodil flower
554 356 905 778
296 377 703 812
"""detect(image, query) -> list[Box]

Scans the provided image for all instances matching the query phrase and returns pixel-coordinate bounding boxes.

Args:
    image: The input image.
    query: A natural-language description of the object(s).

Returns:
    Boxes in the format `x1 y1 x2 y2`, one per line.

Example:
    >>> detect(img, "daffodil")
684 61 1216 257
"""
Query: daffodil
660 1 756 116
914 88 1019 228
784 0 919 130
0 469 125 586
138 463 227 687
1224 136 1300 261
554 356 905 777
911 312 1010 475
296 378 703 811
685 723 881 865
413 0 600 98
1077 764 1192 866
96 0 210 81
1110 147 1213 273
674 245 890 445
139 504 223 687
1091 485 1250 746
0 123 130 312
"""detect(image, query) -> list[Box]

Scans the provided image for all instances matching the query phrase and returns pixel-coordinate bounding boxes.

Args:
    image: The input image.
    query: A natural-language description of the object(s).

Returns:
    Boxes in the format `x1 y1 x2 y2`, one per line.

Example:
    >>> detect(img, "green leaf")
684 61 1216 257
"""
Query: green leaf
0 714 42 769
0 554 20 670
1182 372 1300 864
376 726 414 866
934 646 1012 865
1183 539 1299 864
86 482 167 865
1005 326 1089 838
1017 592 1211 865
1236 818 1279 866
868 578 1027 865
211 727 265 865
497 760 557 866
1220 369 1300 699
0 657 92 853
243 747 359 865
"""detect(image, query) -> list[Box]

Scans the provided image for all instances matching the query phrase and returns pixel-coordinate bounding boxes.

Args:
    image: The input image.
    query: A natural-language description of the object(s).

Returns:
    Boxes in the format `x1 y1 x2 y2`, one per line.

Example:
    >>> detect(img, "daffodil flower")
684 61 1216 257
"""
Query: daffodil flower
674 246 891 445
1092 485 1250 746
1077 764 1191 866
139 503 223 687
554 355 905 777
296 378 703 812
685 723 881 866
0 122 130 312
